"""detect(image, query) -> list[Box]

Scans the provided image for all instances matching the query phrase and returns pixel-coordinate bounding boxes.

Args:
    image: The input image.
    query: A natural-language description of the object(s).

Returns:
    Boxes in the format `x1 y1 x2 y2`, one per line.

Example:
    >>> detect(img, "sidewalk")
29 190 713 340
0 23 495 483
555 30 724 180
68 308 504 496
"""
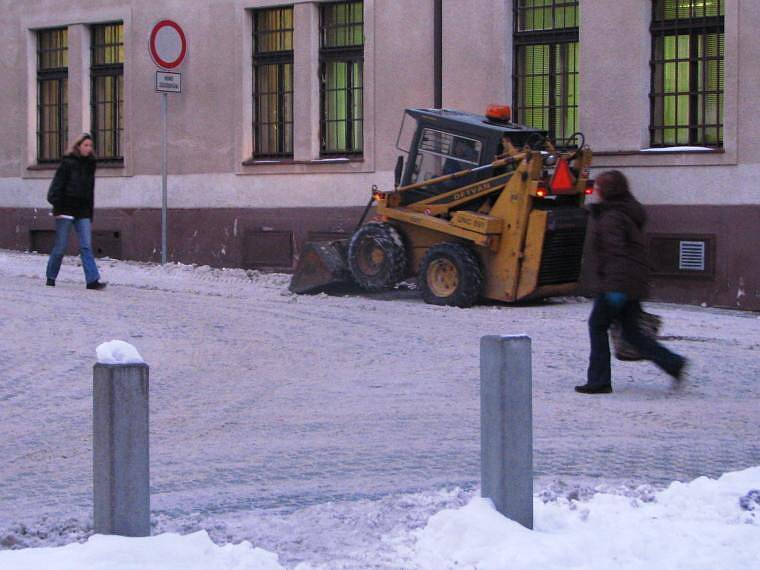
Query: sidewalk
1 249 758 564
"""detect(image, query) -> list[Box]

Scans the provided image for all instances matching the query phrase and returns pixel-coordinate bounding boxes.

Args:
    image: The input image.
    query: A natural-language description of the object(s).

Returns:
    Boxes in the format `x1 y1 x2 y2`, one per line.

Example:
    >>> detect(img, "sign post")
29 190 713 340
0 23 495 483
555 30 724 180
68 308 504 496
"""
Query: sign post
161 94 168 264
149 20 187 265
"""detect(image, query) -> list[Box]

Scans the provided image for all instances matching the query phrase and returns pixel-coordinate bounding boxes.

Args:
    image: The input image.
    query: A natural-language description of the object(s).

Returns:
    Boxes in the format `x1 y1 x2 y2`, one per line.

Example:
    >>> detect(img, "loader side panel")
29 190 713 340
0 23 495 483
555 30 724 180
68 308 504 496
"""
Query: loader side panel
396 223 457 276
515 210 548 299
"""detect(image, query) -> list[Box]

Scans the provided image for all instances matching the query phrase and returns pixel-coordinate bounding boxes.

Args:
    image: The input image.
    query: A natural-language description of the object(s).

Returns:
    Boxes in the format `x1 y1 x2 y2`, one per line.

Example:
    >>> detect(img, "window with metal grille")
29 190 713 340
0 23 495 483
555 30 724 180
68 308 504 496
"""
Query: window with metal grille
320 1 364 156
650 0 724 147
91 23 124 161
253 7 294 158
513 0 579 147
37 28 68 162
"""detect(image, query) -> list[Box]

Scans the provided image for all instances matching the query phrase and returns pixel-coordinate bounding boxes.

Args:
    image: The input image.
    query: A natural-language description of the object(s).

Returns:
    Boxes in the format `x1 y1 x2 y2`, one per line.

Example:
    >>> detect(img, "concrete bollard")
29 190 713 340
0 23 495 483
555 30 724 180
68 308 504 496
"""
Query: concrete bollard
480 335 533 529
93 362 150 537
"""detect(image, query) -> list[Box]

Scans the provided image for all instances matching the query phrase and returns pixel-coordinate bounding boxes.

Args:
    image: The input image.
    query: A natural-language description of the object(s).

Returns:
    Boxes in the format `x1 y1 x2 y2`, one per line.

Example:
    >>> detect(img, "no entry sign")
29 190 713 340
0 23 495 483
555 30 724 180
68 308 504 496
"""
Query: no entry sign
149 20 187 69
150 20 187 265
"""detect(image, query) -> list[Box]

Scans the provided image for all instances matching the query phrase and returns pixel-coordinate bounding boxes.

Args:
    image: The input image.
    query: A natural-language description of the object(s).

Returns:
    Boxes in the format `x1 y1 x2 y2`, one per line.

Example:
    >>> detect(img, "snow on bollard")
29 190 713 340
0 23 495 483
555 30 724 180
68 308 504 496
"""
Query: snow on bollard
480 335 533 529
93 340 150 537
95 340 144 365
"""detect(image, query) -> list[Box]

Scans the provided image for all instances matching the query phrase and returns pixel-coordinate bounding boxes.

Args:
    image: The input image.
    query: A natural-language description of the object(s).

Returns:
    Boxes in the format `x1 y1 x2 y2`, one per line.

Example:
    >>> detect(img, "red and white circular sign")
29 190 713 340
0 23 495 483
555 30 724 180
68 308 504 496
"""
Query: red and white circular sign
149 20 187 69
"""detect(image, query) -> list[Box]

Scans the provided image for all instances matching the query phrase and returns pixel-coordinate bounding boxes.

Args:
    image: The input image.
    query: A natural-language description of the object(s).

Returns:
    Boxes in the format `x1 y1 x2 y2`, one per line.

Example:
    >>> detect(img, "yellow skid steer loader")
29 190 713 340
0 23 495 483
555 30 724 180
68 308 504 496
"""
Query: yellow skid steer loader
290 106 592 307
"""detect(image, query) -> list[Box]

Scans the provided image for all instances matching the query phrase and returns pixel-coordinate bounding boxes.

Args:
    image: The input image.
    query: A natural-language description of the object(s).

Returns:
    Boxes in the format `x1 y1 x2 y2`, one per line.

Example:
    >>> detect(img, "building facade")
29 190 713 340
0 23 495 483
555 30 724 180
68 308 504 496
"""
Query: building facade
0 0 758 309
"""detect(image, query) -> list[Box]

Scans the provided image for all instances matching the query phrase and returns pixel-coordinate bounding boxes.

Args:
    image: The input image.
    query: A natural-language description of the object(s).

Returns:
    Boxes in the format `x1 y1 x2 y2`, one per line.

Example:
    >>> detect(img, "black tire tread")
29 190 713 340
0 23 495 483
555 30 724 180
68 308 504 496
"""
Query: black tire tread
419 242 483 307
348 222 407 291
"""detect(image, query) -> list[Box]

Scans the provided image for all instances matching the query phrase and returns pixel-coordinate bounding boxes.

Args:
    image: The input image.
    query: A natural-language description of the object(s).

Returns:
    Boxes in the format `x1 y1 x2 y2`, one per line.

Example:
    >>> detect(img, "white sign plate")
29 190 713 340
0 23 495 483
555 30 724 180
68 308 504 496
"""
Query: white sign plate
156 71 182 93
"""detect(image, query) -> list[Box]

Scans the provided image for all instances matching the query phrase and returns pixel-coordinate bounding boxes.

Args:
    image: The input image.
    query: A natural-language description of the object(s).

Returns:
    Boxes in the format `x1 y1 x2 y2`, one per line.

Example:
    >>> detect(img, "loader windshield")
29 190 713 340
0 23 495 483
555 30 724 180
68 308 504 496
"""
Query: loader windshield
411 129 482 184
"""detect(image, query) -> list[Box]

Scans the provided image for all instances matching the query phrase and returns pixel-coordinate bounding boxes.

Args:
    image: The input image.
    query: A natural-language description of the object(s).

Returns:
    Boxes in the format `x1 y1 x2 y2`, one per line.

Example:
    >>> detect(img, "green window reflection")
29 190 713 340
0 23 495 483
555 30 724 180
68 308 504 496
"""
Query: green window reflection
650 0 724 147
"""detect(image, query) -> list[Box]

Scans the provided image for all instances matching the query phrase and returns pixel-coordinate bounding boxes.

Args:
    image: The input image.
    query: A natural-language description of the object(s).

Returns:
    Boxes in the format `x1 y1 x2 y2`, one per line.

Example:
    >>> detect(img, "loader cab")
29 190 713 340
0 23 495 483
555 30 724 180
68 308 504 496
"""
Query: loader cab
396 107 545 189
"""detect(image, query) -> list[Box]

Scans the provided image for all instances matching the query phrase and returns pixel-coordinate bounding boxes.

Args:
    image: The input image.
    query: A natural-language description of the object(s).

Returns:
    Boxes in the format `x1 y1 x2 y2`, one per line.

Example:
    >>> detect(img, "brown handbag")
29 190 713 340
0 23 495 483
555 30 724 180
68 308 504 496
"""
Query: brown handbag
609 310 662 361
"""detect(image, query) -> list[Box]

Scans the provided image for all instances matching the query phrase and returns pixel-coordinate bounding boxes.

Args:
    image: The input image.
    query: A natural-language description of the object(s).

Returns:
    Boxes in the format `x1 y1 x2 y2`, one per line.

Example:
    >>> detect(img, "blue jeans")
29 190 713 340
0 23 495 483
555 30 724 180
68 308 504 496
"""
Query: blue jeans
46 217 100 284
587 295 684 387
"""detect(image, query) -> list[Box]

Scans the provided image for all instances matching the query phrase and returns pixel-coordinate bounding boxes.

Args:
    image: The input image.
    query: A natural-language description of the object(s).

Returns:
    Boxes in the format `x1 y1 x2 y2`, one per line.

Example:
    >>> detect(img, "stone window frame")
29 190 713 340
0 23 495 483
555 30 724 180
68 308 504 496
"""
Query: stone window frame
23 9 133 179
237 0 375 175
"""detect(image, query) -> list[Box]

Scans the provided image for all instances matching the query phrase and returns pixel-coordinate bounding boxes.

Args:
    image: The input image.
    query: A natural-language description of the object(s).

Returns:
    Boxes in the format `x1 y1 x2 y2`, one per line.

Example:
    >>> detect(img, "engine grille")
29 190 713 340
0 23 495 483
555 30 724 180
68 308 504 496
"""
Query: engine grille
537 209 588 286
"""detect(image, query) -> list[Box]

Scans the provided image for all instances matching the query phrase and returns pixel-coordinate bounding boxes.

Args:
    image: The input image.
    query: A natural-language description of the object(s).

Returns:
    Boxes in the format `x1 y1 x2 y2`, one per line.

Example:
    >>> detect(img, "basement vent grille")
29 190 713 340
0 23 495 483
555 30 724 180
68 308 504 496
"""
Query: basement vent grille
679 241 706 271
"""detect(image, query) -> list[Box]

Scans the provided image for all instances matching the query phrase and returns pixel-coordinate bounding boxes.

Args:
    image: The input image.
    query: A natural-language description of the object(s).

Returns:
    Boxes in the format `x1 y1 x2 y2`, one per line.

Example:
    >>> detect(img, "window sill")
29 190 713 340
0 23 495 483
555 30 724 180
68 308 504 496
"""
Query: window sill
242 157 364 166
96 160 127 176
596 147 723 157
27 163 59 171
591 146 735 168
97 159 125 168
238 155 371 175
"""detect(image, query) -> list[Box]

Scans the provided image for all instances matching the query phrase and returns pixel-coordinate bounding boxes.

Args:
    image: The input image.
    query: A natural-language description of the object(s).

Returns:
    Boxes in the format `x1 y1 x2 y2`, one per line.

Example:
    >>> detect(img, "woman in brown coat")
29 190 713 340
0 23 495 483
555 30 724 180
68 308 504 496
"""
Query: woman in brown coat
575 170 686 394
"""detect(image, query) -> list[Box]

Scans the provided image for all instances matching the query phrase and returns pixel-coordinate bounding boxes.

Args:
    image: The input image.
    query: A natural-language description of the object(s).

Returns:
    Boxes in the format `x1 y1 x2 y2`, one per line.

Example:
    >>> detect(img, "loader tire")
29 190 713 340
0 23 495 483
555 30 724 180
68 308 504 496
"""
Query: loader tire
419 242 483 307
348 222 407 291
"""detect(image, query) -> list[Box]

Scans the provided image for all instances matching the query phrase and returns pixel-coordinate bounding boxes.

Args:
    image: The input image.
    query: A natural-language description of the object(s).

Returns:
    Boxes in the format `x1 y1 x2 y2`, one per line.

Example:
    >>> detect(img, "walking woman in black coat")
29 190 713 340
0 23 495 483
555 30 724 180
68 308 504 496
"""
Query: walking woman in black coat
45 133 106 290
575 170 686 394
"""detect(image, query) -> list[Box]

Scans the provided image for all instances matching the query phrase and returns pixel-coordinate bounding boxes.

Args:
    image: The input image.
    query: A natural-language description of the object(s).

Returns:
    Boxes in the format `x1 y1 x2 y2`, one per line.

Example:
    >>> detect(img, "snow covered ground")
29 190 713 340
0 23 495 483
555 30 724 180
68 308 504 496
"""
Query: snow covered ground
1 249 759 568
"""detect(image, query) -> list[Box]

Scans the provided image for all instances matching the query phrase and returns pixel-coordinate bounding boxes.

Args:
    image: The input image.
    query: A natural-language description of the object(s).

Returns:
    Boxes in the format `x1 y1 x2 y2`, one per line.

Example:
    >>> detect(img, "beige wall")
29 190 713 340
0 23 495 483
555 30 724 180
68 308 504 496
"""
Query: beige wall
1 0 436 210
442 0 511 113
1 0 758 207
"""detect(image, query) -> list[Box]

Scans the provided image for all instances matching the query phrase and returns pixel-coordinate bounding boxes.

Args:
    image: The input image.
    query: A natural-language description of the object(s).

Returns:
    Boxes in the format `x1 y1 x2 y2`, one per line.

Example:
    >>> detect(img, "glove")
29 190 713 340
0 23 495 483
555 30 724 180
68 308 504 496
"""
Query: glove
604 292 627 309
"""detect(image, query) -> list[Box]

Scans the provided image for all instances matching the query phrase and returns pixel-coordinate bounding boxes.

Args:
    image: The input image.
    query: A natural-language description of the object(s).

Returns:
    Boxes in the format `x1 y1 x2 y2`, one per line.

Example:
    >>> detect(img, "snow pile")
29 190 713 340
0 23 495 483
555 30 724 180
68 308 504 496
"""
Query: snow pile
96 340 144 364
1 468 758 569
412 466 760 570
0 530 283 570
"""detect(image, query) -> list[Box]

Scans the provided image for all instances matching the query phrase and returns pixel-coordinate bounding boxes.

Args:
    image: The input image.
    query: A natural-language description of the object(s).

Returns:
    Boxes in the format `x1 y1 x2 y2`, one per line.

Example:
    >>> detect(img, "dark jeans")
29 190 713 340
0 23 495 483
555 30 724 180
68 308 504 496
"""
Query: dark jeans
587 295 684 387
46 217 100 284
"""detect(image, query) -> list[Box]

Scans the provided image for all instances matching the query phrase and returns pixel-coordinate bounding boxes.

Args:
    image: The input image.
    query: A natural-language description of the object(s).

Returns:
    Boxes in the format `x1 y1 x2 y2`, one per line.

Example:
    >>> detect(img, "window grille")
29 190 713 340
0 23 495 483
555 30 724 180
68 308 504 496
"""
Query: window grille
253 7 294 158
320 1 364 156
513 0 579 147
91 23 124 161
650 0 724 147
37 28 68 162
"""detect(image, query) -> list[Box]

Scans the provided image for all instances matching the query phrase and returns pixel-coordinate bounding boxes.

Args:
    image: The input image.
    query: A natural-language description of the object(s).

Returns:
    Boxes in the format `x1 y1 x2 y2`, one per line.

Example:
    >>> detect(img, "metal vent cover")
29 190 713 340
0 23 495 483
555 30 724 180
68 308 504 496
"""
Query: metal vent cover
679 240 706 271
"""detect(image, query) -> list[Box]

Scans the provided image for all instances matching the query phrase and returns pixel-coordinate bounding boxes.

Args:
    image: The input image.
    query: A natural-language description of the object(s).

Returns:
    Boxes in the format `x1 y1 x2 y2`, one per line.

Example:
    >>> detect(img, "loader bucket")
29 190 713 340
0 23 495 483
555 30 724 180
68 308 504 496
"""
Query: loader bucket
289 239 353 294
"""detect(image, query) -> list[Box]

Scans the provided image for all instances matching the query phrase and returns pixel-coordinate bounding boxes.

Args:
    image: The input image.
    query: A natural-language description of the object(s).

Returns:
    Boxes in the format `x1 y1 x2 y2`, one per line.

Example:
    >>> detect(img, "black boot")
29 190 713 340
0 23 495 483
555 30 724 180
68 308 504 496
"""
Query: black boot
46 278 55 287
672 357 689 383
575 383 613 394
86 280 108 290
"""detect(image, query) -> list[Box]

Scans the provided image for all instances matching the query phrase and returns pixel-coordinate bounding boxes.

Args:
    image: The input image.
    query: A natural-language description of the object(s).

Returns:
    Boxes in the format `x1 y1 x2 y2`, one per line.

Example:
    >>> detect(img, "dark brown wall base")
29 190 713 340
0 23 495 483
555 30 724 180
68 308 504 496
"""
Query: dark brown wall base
579 205 759 311
2 205 758 310
644 205 759 311
1 206 366 270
